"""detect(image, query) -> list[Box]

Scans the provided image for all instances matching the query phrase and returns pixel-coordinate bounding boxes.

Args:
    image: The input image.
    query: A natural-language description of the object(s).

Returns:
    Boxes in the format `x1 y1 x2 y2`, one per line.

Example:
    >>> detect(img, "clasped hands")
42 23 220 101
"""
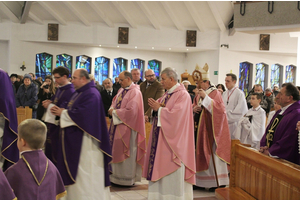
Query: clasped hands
50 105 64 116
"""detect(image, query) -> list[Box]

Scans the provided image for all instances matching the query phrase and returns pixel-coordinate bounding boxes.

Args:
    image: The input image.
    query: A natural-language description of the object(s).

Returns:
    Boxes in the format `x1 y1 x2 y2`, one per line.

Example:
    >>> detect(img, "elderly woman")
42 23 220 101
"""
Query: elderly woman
15 74 38 118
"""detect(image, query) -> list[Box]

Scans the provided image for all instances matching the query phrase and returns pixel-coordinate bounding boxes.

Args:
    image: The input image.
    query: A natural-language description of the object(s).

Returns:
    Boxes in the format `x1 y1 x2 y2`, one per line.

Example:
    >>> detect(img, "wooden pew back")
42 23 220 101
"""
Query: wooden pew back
16 106 32 125
228 140 300 200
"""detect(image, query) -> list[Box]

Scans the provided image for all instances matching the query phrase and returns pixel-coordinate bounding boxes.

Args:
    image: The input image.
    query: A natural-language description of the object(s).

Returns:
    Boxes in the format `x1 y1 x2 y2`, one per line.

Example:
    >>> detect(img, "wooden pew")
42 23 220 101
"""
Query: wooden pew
216 140 300 200
16 106 32 125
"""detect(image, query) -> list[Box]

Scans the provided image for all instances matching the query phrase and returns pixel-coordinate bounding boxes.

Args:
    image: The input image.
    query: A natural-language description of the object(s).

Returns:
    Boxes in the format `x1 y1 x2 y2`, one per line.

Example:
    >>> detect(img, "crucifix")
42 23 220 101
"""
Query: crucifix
20 61 26 71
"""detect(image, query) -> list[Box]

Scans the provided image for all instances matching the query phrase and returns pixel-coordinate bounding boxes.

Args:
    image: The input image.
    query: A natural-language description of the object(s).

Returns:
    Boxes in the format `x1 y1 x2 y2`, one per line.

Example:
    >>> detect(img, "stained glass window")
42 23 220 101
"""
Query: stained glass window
270 64 282 87
286 65 296 84
130 59 145 80
255 63 268 90
35 52 53 80
148 60 161 80
113 58 127 83
95 56 109 84
76 55 91 73
56 54 72 76
239 62 252 96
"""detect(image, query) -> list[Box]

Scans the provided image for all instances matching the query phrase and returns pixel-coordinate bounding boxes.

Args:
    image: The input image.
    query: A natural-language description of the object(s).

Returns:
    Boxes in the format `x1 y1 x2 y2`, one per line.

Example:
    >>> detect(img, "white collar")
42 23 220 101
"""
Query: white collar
251 105 261 111
279 103 293 114
168 83 180 94
125 82 134 89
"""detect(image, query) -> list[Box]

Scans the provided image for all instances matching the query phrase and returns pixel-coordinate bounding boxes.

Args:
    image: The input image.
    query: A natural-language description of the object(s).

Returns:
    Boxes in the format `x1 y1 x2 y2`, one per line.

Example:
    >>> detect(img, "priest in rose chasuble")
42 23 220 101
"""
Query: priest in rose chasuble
108 70 146 186
143 67 196 200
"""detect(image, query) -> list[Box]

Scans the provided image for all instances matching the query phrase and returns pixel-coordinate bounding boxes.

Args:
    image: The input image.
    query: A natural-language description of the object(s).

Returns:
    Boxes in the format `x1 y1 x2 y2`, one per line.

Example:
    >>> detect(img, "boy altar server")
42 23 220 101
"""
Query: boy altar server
5 119 66 200
233 93 266 149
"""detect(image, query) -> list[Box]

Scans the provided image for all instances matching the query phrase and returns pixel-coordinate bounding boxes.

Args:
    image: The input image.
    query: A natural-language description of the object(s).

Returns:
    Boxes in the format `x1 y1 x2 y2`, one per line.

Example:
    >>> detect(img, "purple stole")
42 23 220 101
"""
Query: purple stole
108 89 129 148
45 84 75 165
146 92 173 180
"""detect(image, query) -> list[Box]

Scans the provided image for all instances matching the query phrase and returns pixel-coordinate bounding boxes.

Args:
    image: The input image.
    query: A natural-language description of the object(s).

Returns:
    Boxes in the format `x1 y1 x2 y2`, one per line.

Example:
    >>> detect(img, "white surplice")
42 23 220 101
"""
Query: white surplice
109 111 142 186
222 87 248 137
233 106 266 150
45 110 111 200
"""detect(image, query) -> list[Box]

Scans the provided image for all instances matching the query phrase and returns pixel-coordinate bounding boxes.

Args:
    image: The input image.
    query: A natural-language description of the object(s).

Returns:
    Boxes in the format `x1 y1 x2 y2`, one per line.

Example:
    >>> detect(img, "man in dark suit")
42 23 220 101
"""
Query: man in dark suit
100 78 117 117
113 77 121 92
140 69 164 122
131 68 143 85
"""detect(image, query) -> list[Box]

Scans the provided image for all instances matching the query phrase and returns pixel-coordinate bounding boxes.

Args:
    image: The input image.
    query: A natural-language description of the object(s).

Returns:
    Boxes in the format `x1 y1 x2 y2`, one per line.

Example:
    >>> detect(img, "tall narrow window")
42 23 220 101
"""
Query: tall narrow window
239 62 253 96
130 59 145 80
255 63 268 90
270 64 283 87
35 52 53 80
148 59 161 80
286 65 296 84
76 55 91 73
113 58 127 83
56 53 72 75
95 56 109 84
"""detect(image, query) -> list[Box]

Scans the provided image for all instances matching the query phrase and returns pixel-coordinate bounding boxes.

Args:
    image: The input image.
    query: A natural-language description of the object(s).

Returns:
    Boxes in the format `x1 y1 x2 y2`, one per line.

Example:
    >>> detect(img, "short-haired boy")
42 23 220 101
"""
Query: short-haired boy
5 119 66 200
233 93 266 149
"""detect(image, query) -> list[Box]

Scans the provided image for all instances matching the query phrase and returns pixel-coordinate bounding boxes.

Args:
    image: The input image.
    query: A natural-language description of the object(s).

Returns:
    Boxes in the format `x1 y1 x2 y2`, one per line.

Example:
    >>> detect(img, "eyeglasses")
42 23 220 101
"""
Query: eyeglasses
54 76 61 79
145 74 155 78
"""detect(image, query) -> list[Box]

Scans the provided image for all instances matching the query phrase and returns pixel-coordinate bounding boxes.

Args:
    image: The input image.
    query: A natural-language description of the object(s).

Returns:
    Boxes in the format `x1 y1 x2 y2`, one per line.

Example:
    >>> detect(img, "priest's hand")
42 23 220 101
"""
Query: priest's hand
148 98 160 111
108 108 113 116
42 100 52 109
296 121 300 131
199 89 206 99
193 105 202 114
50 106 64 116
259 146 269 156
145 115 149 123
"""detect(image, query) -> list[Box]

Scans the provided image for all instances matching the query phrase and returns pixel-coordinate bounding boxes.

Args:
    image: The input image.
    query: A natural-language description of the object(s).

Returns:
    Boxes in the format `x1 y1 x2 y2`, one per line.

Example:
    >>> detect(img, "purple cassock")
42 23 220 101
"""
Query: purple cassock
0 69 19 171
260 101 300 165
45 84 75 164
57 81 112 186
0 169 16 200
5 150 66 200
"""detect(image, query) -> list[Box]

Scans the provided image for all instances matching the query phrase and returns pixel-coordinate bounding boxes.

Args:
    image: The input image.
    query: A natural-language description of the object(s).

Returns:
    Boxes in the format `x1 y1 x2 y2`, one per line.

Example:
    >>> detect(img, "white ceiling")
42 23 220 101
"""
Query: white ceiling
0 1 235 52
0 1 234 31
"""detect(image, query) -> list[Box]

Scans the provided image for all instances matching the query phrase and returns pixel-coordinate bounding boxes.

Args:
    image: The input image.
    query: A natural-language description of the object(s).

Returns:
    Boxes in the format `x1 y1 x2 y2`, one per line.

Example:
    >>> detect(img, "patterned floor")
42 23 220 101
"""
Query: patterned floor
110 178 217 200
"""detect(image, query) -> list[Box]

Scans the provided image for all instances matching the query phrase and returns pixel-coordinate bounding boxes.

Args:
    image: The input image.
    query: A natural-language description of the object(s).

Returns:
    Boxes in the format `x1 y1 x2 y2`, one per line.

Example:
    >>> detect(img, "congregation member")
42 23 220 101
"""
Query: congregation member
108 71 146 185
192 69 230 189
100 78 117 117
131 68 143 84
223 73 248 137
113 77 121 92
264 87 275 113
260 83 300 165
5 119 66 200
182 80 194 103
89 74 104 93
0 69 18 171
9 73 18 94
36 75 55 120
140 69 164 123
144 67 196 199
43 66 75 165
216 84 226 95
266 98 281 126
14 75 23 92
48 69 112 199
15 74 38 118
246 84 271 114
273 84 280 97
29 72 41 89
233 93 266 150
